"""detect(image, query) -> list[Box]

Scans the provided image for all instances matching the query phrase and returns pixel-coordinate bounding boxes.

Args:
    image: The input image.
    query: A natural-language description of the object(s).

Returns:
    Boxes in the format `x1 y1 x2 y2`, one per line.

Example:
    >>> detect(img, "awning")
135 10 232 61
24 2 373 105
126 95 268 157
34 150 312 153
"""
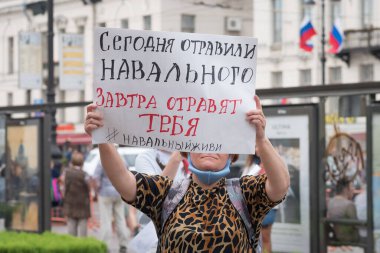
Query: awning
56 133 92 145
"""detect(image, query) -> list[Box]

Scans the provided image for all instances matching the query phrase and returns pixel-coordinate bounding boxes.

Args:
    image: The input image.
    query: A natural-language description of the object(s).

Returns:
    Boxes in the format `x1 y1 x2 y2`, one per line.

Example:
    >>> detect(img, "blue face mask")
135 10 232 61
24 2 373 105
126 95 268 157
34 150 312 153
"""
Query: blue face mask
187 154 231 185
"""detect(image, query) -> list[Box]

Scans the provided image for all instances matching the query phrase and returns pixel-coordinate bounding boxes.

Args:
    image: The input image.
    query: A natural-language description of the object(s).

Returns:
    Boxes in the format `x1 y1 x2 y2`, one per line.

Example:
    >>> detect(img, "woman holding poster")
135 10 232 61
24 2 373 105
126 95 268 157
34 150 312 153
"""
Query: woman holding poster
85 95 289 252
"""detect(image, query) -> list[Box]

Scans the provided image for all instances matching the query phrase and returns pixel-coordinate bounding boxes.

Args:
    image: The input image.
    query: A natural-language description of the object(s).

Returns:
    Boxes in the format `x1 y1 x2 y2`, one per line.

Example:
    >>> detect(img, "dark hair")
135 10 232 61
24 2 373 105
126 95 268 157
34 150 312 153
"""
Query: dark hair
335 178 351 194
244 154 261 168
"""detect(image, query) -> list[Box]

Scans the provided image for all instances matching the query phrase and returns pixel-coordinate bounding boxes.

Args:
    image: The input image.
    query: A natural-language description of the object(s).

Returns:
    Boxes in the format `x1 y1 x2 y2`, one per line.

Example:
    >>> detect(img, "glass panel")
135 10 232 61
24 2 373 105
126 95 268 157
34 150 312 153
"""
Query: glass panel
372 113 380 252
300 69 312 86
77 25 85 34
360 64 374 82
271 71 282 87
301 0 313 20
5 121 40 232
121 19 129 29
273 0 282 43
325 96 367 252
143 15 151 30
329 67 341 84
181 15 195 33
8 37 14 74
266 111 312 252
330 1 341 26
362 0 372 27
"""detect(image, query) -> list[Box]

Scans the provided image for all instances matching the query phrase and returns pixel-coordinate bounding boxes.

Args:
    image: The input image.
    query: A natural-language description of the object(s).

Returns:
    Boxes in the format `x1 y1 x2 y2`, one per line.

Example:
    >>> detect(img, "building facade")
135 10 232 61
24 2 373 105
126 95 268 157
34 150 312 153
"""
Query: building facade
253 0 380 112
0 0 252 133
1 0 379 130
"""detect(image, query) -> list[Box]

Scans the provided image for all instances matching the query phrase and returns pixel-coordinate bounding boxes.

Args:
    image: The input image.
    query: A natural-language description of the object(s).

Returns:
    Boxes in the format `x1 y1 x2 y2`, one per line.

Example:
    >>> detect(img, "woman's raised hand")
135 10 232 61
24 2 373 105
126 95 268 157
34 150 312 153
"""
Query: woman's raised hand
246 95 267 142
84 104 104 136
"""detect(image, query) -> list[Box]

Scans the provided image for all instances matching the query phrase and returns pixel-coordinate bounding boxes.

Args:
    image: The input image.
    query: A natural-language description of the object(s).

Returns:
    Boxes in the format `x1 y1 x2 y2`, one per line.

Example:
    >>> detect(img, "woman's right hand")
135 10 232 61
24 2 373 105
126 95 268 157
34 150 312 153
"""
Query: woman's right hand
85 104 103 136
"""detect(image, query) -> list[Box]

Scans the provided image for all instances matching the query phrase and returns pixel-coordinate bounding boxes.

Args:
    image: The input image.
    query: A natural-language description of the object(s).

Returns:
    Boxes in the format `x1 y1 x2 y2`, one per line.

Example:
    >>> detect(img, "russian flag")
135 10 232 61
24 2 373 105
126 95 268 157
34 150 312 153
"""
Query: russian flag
329 19 344 54
300 16 317 52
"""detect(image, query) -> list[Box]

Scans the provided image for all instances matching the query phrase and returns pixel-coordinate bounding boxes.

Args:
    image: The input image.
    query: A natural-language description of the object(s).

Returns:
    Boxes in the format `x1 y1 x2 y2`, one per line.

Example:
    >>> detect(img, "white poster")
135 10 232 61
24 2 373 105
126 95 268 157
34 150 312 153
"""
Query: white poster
93 28 257 154
59 34 85 90
18 32 42 89
267 115 310 253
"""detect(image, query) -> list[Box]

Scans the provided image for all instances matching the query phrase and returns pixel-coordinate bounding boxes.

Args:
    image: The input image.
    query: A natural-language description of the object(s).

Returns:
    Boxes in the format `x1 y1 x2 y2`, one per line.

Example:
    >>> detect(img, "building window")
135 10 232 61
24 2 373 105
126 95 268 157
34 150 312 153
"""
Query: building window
301 0 312 20
360 64 374 82
181 14 195 33
7 93 13 106
121 19 129 29
339 95 365 117
271 71 283 88
362 0 372 27
143 15 151 30
8 37 14 74
77 25 85 34
300 69 312 86
330 1 341 25
98 22 106 27
273 0 282 43
59 90 66 122
329 67 341 84
79 90 85 122
41 32 48 66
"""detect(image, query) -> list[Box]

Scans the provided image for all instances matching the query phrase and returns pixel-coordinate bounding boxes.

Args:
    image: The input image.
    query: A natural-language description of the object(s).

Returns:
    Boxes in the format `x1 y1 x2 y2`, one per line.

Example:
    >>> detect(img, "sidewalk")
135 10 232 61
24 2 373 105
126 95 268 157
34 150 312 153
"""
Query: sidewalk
52 201 130 253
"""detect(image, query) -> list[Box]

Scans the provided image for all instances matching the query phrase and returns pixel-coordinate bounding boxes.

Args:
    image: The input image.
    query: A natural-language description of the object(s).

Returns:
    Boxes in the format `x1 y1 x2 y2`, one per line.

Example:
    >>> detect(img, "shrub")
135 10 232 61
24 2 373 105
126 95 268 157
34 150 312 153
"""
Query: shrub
0 203 13 228
0 232 107 253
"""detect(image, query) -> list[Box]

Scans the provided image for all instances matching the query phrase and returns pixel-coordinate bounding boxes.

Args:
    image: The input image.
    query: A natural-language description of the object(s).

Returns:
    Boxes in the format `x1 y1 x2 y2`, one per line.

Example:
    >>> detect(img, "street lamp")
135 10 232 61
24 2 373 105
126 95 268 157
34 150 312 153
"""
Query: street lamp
47 0 61 159
305 0 342 86
25 0 60 158
304 0 326 86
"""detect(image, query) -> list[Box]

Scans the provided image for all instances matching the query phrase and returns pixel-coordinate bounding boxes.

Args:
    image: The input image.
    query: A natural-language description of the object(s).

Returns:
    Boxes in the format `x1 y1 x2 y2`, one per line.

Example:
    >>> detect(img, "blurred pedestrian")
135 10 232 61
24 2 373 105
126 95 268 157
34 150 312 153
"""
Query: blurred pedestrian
93 152 129 253
327 178 359 242
63 151 91 237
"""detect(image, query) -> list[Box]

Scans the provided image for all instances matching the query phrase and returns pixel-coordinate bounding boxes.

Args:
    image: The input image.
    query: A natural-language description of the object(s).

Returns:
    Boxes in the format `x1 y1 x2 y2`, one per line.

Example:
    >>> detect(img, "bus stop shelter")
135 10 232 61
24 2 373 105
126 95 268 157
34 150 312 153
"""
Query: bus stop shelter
0 81 379 253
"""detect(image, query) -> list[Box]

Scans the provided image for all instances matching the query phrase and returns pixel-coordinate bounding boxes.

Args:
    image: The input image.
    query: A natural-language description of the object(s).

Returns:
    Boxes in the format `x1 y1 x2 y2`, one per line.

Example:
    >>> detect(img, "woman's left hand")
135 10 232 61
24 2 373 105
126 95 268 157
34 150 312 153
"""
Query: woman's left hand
246 95 266 142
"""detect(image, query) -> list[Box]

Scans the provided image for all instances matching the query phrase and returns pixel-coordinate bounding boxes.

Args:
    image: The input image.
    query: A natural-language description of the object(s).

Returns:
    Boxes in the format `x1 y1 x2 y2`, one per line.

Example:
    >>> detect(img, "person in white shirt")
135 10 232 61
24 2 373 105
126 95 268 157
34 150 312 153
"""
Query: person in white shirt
135 149 189 181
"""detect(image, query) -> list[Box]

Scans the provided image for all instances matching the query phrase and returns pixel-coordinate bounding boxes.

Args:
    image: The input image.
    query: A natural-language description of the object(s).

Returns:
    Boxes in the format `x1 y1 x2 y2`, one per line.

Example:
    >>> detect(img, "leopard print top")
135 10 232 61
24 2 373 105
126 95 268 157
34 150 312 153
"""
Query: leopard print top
127 172 281 253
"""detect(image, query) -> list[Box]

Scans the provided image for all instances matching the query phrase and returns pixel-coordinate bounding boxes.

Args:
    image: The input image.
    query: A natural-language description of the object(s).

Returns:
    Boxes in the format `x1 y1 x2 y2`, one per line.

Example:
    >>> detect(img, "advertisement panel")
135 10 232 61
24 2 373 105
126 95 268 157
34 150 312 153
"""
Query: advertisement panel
5 119 41 232
266 114 311 253
59 34 85 90
18 32 42 89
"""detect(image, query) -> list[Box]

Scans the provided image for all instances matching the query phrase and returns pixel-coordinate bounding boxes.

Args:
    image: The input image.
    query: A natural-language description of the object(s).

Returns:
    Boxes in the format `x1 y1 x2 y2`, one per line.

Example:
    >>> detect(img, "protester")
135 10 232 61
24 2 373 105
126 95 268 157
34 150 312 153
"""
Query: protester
327 178 359 243
63 151 91 237
93 153 129 253
242 154 279 253
85 95 290 252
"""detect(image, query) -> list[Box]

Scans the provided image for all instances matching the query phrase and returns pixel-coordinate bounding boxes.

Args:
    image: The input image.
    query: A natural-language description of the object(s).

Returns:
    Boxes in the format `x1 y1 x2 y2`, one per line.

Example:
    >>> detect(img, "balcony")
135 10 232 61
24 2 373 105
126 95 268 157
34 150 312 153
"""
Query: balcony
336 28 380 65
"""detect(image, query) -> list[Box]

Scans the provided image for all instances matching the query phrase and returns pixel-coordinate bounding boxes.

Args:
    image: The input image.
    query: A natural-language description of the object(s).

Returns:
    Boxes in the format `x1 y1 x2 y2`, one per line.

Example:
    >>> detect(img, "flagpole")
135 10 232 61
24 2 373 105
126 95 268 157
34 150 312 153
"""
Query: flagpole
321 0 326 85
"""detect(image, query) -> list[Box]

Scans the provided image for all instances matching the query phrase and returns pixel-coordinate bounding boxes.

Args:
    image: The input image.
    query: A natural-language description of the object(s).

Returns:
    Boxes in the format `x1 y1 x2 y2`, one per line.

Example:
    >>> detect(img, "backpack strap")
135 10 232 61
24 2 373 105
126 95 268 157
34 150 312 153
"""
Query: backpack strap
161 178 191 232
226 178 262 252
